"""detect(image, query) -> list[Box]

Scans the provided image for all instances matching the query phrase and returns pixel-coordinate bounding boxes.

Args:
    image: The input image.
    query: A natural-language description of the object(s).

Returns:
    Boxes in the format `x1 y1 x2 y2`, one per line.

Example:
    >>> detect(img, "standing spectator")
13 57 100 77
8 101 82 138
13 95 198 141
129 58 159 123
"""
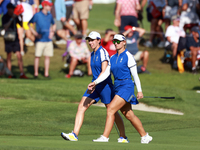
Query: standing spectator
114 0 141 33
0 0 10 18
163 0 182 31
54 0 76 45
186 26 200 74
28 0 56 78
144 0 165 48
101 29 117 57
65 32 92 78
73 0 92 37
179 0 199 30
165 15 186 69
2 3 28 79
14 0 35 55
123 25 149 72
65 0 74 38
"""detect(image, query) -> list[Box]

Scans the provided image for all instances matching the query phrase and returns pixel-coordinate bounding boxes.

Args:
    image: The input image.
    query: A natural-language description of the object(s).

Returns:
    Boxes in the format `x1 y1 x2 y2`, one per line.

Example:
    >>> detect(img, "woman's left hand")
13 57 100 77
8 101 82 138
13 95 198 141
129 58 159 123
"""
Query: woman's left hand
87 82 96 94
137 92 143 100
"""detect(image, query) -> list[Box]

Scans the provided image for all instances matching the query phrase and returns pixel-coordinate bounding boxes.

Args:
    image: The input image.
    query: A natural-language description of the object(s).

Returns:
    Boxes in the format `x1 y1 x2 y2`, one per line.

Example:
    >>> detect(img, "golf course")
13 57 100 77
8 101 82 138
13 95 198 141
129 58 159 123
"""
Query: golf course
0 3 200 150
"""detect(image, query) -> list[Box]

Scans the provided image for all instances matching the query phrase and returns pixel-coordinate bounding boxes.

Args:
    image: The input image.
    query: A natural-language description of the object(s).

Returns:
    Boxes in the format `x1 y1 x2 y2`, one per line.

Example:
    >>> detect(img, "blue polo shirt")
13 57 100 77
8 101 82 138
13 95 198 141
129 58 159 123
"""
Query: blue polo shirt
126 31 139 55
29 11 55 42
110 49 136 81
91 46 112 84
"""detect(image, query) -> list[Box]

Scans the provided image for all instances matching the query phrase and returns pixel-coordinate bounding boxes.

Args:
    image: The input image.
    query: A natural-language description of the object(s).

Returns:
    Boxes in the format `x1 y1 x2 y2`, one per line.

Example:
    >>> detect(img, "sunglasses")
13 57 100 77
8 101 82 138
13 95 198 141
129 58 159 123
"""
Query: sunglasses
112 40 122 44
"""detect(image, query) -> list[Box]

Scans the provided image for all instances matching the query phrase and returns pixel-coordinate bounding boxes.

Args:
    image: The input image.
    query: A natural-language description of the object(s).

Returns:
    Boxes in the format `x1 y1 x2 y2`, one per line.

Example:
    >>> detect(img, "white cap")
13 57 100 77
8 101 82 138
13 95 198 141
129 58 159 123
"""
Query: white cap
113 34 126 41
86 31 101 40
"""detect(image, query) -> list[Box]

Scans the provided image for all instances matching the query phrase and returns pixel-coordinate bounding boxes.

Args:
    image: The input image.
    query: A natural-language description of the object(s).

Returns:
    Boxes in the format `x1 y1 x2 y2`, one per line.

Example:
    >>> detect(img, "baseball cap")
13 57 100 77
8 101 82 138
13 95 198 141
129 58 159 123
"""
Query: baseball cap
41 0 53 7
171 15 180 21
86 31 101 40
113 34 126 41
191 26 200 33
124 25 133 31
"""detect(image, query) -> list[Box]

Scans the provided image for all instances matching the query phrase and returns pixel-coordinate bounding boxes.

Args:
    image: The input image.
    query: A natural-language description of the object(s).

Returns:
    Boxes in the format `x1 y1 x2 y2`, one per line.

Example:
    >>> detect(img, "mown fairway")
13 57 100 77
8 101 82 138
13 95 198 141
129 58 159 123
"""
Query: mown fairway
0 3 200 150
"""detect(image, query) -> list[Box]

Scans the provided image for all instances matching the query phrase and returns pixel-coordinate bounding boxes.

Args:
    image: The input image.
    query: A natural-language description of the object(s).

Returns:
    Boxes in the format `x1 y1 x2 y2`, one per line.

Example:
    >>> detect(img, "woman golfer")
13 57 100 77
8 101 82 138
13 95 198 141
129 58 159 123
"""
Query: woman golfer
61 31 129 143
88 34 153 143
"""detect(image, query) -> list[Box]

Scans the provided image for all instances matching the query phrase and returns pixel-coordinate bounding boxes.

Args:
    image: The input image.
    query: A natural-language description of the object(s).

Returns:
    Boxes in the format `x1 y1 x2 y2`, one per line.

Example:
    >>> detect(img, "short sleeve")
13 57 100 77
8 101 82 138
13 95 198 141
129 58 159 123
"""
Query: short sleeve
29 14 36 24
50 14 55 24
100 48 110 63
126 51 136 68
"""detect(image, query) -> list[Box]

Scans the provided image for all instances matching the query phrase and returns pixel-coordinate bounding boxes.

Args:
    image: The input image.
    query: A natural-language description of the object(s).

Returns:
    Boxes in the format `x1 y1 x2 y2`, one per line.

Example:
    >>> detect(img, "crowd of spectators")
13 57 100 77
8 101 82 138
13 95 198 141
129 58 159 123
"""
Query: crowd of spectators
0 0 200 79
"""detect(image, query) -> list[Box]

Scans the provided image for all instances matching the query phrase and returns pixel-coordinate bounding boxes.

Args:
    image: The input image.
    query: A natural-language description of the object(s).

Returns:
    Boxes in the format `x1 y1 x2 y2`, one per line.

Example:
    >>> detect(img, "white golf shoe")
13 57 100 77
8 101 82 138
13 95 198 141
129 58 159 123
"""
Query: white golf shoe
61 132 78 141
118 136 129 143
141 133 153 144
93 135 109 142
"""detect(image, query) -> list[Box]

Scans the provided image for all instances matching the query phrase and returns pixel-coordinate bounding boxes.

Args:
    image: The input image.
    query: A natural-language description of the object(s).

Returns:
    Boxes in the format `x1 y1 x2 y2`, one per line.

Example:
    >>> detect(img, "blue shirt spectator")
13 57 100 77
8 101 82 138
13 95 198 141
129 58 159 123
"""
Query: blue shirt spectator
29 11 55 42
54 0 66 21
126 31 139 55
0 0 10 15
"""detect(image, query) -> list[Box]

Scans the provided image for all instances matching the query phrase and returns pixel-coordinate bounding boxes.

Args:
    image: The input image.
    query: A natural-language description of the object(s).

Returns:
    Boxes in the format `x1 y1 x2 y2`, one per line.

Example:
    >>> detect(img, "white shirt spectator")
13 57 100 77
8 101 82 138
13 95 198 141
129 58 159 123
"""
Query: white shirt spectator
165 25 186 44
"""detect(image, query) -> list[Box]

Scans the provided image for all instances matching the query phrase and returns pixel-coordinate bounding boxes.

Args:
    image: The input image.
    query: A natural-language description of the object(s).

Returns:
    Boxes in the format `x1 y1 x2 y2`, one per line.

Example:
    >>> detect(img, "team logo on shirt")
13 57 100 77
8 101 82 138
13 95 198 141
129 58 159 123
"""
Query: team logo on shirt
120 57 123 63
96 56 98 61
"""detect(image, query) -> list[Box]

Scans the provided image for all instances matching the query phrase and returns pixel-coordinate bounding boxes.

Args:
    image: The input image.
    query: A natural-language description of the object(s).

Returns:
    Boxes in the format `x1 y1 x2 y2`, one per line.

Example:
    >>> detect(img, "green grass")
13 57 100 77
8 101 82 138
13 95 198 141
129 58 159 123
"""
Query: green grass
0 3 200 150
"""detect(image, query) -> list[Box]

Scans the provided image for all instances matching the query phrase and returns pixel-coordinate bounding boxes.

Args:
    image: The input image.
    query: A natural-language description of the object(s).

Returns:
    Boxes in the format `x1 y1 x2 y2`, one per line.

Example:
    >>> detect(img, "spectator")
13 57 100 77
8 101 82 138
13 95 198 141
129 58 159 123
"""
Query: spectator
65 32 92 78
0 56 15 78
114 0 141 32
165 15 186 69
12 0 36 55
73 0 92 37
179 0 199 30
163 0 182 31
64 0 74 38
2 3 28 79
101 29 117 57
28 0 56 78
123 25 149 72
0 0 10 18
186 26 200 74
144 0 165 48
54 0 76 45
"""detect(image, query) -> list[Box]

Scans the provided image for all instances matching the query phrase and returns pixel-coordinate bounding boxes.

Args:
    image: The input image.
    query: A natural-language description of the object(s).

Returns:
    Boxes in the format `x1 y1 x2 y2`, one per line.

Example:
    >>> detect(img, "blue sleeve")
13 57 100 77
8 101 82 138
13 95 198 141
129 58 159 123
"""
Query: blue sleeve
51 14 55 24
29 14 36 24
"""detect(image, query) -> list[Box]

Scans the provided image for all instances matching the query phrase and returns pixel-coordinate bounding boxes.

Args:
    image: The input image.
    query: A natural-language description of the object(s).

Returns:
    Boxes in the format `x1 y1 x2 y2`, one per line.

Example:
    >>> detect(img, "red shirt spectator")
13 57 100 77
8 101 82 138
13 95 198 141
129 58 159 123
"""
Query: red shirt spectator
101 29 117 57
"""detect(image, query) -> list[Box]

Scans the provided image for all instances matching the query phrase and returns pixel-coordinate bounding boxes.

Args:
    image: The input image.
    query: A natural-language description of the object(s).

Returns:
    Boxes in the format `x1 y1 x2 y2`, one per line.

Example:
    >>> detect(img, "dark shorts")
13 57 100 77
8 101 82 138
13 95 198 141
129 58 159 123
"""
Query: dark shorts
120 16 138 32
165 37 186 52
66 5 73 20
5 41 20 53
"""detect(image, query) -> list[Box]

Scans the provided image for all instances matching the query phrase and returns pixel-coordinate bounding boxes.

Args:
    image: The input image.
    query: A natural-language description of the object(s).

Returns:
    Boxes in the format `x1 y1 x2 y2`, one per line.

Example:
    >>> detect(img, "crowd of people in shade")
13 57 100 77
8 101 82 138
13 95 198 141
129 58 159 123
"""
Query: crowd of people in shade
0 0 200 79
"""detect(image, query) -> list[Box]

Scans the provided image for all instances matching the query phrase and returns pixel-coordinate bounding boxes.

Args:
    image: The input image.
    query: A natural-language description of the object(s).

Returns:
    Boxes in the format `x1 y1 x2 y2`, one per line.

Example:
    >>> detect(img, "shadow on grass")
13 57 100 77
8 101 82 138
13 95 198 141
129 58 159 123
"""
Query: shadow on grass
192 86 200 90
11 65 46 79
